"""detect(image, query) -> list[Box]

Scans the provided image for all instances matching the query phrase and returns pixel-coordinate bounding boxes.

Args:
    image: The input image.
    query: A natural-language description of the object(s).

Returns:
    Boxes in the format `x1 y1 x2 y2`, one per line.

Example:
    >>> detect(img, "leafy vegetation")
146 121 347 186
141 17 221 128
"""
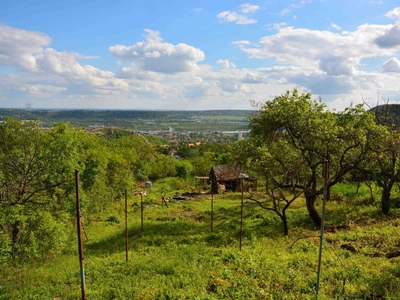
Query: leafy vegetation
2 91 400 299
2 188 400 299
248 90 380 228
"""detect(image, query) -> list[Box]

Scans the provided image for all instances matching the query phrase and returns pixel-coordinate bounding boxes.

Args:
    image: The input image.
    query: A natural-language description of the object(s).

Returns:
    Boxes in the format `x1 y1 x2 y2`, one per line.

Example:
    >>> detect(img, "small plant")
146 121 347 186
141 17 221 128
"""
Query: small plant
106 215 121 223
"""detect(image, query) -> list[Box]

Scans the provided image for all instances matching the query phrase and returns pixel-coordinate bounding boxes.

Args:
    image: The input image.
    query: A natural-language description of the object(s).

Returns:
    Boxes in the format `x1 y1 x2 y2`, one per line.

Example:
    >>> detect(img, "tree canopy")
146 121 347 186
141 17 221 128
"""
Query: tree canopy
248 90 379 226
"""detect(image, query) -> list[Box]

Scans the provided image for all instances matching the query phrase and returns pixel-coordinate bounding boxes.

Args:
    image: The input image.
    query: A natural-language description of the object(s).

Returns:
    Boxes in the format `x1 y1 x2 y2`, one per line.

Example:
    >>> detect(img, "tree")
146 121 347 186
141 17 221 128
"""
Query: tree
175 160 193 180
249 90 376 227
0 119 79 260
146 154 178 181
190 151 217 177
246 141 304 235
362 126 400 215
357 103 400 215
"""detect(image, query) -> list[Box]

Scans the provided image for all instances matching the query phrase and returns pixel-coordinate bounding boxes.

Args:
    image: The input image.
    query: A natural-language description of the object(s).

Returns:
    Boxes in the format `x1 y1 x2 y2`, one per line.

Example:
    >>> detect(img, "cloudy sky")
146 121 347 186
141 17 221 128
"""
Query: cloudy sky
1 0 400 111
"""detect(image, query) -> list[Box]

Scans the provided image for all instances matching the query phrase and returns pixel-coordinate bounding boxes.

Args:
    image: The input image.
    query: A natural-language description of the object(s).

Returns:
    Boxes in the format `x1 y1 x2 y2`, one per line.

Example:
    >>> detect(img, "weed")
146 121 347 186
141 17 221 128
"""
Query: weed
3 185 400 299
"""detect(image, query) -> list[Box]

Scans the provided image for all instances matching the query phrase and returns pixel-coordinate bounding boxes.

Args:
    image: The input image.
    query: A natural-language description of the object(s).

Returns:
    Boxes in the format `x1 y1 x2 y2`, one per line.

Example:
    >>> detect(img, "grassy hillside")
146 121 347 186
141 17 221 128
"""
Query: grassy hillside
2 182 400 299
370 104 400 128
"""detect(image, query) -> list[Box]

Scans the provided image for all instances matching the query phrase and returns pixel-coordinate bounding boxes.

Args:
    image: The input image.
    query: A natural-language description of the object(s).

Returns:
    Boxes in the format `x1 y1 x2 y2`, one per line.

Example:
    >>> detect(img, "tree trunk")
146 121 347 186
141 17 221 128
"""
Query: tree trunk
281 212 289 236
305 194 321 227
365 181 375 203
381 188 391 215
10 221 21 259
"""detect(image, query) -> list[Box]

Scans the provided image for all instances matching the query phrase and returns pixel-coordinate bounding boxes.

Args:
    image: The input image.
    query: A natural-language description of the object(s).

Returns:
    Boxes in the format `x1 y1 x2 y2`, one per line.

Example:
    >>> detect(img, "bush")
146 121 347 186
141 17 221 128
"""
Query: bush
155 177 189 191
106 215 121 224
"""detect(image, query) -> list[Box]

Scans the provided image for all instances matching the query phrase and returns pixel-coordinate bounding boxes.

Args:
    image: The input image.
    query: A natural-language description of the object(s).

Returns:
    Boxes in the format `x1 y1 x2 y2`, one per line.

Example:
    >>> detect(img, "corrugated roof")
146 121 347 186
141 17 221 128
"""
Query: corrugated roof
211 165 241 181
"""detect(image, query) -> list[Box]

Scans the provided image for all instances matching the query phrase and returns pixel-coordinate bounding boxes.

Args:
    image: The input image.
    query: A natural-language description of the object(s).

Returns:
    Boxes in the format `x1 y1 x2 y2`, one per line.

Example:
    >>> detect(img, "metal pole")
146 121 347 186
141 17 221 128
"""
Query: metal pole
211 193 214 231
75 170 86 300
316 160 329 297
125 189 128 262
240 178 244 251
141 193 144 236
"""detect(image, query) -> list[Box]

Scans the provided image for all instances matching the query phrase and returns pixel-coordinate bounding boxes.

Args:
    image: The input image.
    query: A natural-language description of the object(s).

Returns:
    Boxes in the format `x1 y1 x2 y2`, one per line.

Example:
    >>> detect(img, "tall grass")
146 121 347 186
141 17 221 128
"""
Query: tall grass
2 183 400 299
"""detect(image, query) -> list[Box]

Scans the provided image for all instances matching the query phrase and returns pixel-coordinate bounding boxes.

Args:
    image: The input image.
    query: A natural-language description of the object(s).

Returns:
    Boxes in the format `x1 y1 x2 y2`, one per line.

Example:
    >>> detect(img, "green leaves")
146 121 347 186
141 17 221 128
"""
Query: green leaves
248 90 375 226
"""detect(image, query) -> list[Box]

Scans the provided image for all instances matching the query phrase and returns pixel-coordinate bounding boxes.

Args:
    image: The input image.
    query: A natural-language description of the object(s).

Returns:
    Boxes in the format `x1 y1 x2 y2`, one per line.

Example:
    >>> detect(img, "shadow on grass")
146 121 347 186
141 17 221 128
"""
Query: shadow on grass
85 219 207 255
85 202 298 256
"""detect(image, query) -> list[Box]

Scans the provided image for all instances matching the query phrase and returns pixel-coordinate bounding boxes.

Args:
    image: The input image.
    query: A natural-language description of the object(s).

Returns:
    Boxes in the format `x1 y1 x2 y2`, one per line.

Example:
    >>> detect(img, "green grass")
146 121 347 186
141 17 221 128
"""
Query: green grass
2 187 400 299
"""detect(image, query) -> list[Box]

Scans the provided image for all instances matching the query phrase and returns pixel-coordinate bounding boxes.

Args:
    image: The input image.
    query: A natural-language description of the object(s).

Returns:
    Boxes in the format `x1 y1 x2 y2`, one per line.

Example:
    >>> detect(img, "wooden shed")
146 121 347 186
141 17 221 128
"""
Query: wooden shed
209 165 257 194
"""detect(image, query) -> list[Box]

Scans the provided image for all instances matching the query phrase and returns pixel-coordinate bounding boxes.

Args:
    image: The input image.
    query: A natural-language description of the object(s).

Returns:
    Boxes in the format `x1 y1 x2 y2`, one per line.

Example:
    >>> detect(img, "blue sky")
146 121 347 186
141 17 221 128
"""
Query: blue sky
1 0 400 110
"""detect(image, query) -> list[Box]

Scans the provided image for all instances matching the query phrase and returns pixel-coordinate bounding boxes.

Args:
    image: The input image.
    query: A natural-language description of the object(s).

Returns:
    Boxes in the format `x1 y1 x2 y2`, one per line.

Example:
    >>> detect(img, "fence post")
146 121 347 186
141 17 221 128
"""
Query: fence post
75 170 86 300
316 160 329 297
240 177 244 251
125 189 128 262
211 193 214 231
141 193 144 236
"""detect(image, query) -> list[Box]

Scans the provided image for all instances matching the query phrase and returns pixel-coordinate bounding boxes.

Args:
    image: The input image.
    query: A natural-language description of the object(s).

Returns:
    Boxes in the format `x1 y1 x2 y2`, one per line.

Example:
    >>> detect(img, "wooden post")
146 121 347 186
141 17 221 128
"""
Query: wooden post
133 190 147 236
316 160 329 297
240 177 244 251
125 189 128 262
211 193 214 231
75 170 86 300
141 193 144 236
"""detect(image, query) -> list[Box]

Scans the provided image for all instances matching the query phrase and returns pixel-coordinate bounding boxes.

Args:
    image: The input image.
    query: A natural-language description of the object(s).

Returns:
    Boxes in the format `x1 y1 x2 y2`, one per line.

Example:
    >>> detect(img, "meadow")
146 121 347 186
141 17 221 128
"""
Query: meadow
2 181 400 300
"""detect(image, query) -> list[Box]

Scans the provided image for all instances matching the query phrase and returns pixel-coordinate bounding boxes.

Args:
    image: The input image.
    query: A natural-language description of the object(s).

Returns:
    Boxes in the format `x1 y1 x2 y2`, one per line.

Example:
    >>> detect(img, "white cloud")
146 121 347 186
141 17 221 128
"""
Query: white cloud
217 59 236 69
19 84 67 97
375 19 400 48
318 55 356 76
241 72 266 84
0 25 128 97
240 3 259 13
279 8 291 16
36 48 128 92
272 23 287 30
0 24 51 71
118 65 161 80
109 29 205 74
279 3 302 16
374 80 385 88
385 7 400 19
239 23 400 76
217 11 257 25
217 3 259 25
381 57 400 73
183 81 216 100
218 78 247 93
232 40 251 46
2 7 400 112
331 22 341 31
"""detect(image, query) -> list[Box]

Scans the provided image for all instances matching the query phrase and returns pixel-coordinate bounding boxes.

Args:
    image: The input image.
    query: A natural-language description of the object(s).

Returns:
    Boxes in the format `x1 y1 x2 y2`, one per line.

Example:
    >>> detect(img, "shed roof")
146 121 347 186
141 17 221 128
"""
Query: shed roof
211 165 242 181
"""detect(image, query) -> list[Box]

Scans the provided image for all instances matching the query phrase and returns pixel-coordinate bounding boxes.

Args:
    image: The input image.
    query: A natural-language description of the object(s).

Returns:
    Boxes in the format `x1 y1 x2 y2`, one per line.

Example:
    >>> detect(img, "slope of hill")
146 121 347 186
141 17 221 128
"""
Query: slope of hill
370 104 400 128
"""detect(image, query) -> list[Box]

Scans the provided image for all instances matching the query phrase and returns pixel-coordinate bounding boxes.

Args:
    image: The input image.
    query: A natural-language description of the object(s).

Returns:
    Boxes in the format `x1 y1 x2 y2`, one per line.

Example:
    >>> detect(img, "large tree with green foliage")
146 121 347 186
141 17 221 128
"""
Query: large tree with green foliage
249 90 377 227
359 125 400 215
0 119 79 261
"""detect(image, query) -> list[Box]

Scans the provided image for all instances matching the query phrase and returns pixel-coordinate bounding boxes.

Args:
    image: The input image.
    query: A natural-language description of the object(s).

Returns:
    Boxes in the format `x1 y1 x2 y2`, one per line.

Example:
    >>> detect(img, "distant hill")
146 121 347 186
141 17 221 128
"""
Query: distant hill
370 104 400 128
0 109 255 132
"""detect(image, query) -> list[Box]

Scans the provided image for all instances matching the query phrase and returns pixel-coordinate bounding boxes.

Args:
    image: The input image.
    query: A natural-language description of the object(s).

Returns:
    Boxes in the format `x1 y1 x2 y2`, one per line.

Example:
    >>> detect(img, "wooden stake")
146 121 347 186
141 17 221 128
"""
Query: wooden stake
211 193 214 231
316 160 329 297
125 189 128 262
75 170 86 300
240 177 244 251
